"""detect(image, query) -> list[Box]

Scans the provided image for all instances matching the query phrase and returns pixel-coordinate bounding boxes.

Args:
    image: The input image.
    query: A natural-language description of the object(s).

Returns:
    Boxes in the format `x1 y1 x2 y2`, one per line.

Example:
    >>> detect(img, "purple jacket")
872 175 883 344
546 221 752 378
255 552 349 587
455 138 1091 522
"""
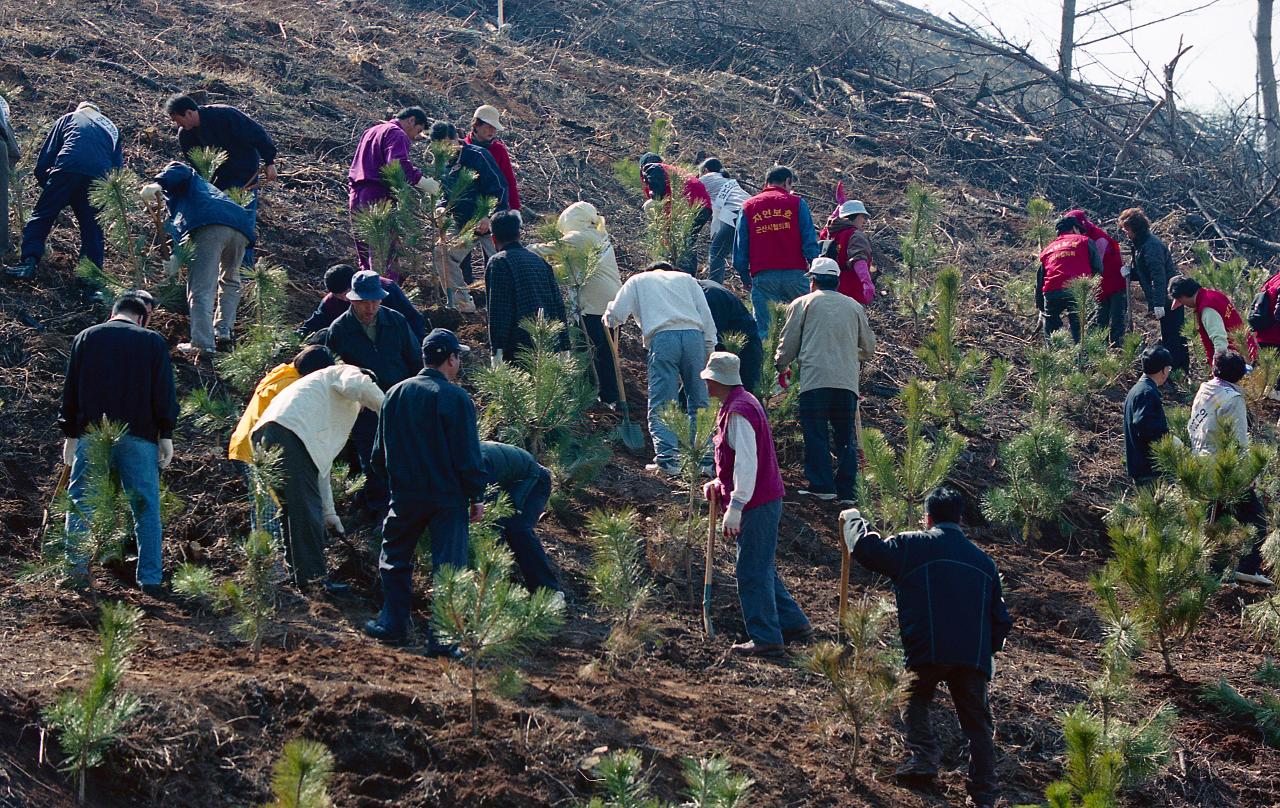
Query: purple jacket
348 119 422 190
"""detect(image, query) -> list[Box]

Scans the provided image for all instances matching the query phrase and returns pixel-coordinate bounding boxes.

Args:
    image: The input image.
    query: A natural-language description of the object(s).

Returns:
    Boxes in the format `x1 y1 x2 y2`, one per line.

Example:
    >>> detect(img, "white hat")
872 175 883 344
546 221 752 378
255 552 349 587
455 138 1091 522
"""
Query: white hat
700 351 743 386
837 200 868 218
808 256 841 277
473 104 505 132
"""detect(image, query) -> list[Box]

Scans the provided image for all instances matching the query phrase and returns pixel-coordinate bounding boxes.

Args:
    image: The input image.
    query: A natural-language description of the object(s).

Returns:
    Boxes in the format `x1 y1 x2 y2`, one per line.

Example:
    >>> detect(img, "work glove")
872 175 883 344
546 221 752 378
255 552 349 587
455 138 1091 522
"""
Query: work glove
491 348 504 367
840 507 871 553
1121 263 1131 279
62 437 78 467
324 513 345 536
157 438 174 469
722 504 743 536
416 175 441 195
642 198 656 213
139 183 163 203
1153 306 1165 319
702 480 726 503
776 368 792 390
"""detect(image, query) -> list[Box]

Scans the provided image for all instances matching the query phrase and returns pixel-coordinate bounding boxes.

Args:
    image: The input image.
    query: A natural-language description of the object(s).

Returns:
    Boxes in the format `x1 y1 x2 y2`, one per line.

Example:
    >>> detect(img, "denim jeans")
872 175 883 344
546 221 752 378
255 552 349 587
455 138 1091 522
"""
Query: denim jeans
749 269 809 340
1095 288 1126 348
799 388 858 499
735 498 809 645
904 664 999 806
1042 289 1080 342
499 468 560 592
66 433 163 586
646 329 709 467
707 216 737 283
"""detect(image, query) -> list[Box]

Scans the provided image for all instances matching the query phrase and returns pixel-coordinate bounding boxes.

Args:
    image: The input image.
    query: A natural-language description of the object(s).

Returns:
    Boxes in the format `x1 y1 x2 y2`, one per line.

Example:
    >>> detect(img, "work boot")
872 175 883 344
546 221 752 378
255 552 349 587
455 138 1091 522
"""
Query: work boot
364 569 413 645
729 639 785 657
894 756 938 781
6 257 36 280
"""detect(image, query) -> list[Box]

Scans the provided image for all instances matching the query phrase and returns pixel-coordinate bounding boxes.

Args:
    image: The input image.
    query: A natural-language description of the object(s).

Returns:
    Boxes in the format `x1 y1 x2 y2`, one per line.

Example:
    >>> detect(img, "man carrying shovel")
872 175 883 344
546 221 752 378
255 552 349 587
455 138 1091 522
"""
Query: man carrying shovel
701 351 810 657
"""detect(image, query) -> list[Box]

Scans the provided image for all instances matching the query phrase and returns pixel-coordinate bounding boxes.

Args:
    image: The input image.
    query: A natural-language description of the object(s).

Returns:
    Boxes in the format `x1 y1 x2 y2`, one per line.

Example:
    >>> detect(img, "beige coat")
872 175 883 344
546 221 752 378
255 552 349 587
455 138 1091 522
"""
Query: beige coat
556 202 622 316
775 289 876 394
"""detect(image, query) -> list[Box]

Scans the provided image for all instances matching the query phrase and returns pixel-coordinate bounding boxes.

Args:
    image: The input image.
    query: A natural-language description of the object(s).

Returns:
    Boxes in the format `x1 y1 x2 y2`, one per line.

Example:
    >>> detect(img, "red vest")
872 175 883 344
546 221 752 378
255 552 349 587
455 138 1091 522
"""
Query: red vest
1194 287 1257 364
714 386 784 511
742 187 804 276
1067 210 1124 298
1039 233 1093 293
1256 272 1280 347
642 163 712 209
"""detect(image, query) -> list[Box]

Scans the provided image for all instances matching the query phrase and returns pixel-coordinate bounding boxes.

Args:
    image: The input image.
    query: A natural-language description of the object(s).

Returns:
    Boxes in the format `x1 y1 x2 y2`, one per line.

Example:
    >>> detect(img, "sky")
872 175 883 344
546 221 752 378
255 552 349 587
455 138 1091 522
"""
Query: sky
917 0 1260 113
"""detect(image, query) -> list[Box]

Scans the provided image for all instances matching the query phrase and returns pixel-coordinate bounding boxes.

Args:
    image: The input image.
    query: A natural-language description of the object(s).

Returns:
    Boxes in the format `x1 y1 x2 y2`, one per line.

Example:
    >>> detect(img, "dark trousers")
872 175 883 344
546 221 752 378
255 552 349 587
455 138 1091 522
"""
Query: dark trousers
376 500 469 638
21 172 104 267
0 155 11 254
1043 289 1080 343
499 469 560 592
350 408 389 516
1157 306 1190 373
735 498 809 645
1095 289 1126 348
253 423 327 586
905 664 998 805
1218 489 1267 576
678 207 711 276
582 313 620 405
798 388 858 499
736 336 764 396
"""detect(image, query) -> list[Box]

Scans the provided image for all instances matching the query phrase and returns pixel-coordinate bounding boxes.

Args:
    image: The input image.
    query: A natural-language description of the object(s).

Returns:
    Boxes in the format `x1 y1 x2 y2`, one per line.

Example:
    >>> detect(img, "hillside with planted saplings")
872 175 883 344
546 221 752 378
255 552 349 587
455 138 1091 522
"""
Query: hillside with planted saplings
2 0 1280 805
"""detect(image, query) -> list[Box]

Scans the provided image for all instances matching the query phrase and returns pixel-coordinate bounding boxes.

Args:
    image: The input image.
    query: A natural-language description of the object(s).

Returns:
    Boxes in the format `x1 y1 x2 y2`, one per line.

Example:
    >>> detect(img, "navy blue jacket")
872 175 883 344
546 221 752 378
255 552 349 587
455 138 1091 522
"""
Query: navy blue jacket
35 109 123 184
323 307 422 392
1124 376 1168 482
60 318 177 444
297 280 427 343
154 162 255 243
480 440 545 513
373 368 486 508
698 279 759 349
853 523 1012 678
444 142 508 224
177 104 277 191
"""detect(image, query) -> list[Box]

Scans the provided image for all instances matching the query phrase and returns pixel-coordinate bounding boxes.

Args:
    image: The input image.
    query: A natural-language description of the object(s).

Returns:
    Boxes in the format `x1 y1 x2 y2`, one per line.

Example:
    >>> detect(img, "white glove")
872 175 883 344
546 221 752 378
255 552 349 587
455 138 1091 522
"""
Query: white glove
722 505 742 535
1172 435 1185 448
62 438 78 466
139 183 163 203
492 349 504 367
1153 306 1165 319
642 198 655 212
416 175 441 195
840 507 869 553
325 513 345 535
158 438 173 469
1121 263 1131 279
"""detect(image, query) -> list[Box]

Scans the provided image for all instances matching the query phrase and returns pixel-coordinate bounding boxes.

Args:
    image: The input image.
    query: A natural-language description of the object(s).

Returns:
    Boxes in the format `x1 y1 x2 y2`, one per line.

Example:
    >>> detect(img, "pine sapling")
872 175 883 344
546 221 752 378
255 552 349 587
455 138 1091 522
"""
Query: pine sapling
586 508 654 664
180 387 238 436
1245 530 1280 652
1025 197 1056 254
431 495 564 735
261 738 335 808
679 755 754 808
352 200 398 278
800 595 906 774
642 191 703 271
1201 678 1280 747
982 416 1075 543
221 528 281 662
656 397 720 603
43 601 144 804
88 168 145 281
893 182 940 328
186 146 229 183
581 746 753 808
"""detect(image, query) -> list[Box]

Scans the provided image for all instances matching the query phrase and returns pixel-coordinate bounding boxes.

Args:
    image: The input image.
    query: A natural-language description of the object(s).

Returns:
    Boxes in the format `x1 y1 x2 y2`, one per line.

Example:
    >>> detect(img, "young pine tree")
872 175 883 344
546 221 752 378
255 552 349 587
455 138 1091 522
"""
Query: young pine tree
655 397 720 604
1025 197 1056 254
581 747 753 808
186 146 229 184
982 416 1075 544
586 508 655 665
642 192 703 272
431 494 565 736
891 182 940 328
861 379 966 534
261 738 335 808
800 595 906 774
43 601 144 805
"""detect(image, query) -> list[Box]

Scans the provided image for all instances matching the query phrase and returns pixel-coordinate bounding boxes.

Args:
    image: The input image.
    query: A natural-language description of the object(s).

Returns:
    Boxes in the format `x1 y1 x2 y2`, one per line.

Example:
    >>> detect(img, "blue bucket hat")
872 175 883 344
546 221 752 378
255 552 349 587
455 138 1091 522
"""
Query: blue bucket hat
347 270 389 301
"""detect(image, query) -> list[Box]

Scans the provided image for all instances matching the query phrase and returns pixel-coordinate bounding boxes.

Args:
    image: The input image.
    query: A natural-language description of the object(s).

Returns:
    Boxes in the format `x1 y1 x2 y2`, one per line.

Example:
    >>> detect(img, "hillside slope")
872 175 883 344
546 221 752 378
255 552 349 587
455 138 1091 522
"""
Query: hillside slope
1 1 1278 806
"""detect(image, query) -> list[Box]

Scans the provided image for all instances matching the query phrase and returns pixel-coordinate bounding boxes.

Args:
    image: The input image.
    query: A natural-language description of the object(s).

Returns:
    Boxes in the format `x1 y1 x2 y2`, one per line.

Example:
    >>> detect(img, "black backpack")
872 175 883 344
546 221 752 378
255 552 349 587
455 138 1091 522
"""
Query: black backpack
1248 287 1277 332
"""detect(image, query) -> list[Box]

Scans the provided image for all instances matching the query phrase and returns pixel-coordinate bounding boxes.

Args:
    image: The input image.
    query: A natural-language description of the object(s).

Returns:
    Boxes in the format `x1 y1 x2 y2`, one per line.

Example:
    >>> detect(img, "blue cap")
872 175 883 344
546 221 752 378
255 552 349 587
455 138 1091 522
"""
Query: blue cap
347 270 389 301
422 328 470 360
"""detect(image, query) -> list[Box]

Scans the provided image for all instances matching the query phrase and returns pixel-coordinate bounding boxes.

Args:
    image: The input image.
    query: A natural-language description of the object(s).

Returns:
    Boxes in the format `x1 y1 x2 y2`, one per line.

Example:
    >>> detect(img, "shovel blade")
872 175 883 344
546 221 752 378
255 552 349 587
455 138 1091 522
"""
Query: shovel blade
614 419 646 453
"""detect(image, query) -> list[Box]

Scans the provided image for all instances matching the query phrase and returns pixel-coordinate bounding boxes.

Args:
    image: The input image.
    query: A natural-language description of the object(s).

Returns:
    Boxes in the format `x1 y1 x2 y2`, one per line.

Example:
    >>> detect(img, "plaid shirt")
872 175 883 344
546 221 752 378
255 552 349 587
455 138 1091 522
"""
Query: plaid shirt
485 243 569 357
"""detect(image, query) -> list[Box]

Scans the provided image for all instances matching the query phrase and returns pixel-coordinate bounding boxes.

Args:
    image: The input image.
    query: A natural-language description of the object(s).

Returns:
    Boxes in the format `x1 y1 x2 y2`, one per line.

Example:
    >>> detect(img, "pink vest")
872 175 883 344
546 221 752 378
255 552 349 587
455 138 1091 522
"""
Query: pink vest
714 387 784 511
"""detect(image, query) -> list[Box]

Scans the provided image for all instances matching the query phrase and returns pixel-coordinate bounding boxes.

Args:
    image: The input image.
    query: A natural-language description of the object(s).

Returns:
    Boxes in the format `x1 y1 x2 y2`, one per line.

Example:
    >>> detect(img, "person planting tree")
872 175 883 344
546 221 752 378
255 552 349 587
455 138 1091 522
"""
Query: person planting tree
697 276 763 394
365 329 486 655
480 440 564 597
602 260 717 477
1118 207 1190 374
1123 345 1174 488
165 93 277 268
819 199 876 305
465 104 520 212
1168 274 1258 371
638 152 712 276
733 165 821 340
842 486 1012 808
8 101 122 280
697 157 749 284
1035 216 1102 343
251 362 384 594
775 257 876 504
140 161 255 356
430 119 508 312
486 210 568 362
347 107 440 281
1066 208 1127 347
60 293 177 596
701 351 811 657
297 263 427 344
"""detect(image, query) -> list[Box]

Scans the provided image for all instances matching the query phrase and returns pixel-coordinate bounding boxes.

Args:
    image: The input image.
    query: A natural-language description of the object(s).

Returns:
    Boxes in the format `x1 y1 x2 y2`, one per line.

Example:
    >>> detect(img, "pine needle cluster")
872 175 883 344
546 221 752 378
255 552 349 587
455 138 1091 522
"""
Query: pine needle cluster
586 508 654 664
581 747 753 808
982 416 1075 543
655 398 720 600
186 146 229 184
642 191 703 271
889 182 940 327
261 738 335 808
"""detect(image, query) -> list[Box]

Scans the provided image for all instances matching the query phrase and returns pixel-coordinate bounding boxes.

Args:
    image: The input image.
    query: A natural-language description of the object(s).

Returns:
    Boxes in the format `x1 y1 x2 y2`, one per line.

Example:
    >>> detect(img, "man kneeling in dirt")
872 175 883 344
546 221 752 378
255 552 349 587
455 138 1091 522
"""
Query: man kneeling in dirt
842 487 1012 808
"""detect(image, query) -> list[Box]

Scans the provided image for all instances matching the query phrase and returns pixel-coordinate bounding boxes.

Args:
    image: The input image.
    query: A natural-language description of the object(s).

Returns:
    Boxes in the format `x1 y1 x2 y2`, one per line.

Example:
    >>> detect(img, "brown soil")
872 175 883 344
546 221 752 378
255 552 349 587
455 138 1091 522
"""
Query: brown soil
1 1 1279 807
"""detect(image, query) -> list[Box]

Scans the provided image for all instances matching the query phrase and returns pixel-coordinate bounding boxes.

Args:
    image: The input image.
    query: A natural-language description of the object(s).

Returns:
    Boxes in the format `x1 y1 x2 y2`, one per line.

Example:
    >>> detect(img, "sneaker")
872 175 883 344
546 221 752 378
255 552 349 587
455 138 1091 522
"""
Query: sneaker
176 342 212 357
729 639 786 657
645 462 680 478
797 489 836 501
6 257 36 280
1234 571 1275 586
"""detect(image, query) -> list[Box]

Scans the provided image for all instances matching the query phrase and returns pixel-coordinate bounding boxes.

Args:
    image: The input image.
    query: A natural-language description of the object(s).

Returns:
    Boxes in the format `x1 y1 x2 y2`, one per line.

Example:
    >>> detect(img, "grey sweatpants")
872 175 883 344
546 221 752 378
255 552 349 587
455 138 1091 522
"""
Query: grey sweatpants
187 224 248 349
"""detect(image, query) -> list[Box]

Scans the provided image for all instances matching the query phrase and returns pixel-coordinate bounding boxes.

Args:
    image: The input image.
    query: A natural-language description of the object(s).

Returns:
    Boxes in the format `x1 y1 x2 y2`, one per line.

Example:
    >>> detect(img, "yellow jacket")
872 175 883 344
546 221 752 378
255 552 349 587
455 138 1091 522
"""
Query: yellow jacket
228 363 300 462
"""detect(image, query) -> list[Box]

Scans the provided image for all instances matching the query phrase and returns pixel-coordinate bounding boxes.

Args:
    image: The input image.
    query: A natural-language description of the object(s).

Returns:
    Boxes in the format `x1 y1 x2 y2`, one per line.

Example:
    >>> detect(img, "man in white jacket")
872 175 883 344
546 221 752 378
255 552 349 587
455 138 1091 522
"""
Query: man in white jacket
252 361 384 592
698 158 749 284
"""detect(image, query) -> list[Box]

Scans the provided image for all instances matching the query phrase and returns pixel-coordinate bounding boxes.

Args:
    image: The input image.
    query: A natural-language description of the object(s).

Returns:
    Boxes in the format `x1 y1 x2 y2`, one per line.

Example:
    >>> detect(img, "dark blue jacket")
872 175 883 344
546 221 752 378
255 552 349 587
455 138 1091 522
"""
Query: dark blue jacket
1124 376 1168 482
444 142 508 225
373 368 486 508
154 162 255 243
323 307 422 392
853 523 1012 678
480 440 545 513
297 280 427 343
698 279 760 349
59 318 177 444
177 104 277 191
35 108 123 184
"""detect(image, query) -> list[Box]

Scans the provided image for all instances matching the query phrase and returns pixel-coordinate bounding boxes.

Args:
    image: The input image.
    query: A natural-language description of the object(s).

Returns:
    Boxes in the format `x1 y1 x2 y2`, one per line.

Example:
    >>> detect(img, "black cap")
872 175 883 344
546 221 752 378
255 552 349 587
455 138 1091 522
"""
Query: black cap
1055 216 1081 234
422 328 470 363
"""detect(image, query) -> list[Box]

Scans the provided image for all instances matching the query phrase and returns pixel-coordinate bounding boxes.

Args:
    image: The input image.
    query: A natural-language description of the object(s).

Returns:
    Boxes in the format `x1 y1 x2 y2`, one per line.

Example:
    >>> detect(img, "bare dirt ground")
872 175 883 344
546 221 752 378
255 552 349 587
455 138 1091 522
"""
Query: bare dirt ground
1 1 1279 806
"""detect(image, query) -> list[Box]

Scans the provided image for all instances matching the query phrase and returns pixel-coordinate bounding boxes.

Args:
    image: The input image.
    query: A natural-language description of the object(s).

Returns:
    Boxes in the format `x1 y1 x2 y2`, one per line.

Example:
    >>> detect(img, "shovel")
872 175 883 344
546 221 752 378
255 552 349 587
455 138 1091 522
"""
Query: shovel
604 326 646 453
837 512 852 638
703 487 719 638
38 464 71 552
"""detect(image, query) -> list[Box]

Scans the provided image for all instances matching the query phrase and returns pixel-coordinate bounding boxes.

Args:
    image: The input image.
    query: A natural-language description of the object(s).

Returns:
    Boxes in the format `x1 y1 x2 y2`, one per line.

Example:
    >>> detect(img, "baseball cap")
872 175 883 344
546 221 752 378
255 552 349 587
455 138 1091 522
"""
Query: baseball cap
808 257 841 277
422 328 470 362
473 105 504 131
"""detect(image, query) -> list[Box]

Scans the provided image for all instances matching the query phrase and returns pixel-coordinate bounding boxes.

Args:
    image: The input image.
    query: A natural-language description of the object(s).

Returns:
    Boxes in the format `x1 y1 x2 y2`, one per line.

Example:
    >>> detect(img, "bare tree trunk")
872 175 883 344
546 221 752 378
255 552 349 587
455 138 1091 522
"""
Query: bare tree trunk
1163 38 1192 156
1259 0 1280 169
1058 0 1077 86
